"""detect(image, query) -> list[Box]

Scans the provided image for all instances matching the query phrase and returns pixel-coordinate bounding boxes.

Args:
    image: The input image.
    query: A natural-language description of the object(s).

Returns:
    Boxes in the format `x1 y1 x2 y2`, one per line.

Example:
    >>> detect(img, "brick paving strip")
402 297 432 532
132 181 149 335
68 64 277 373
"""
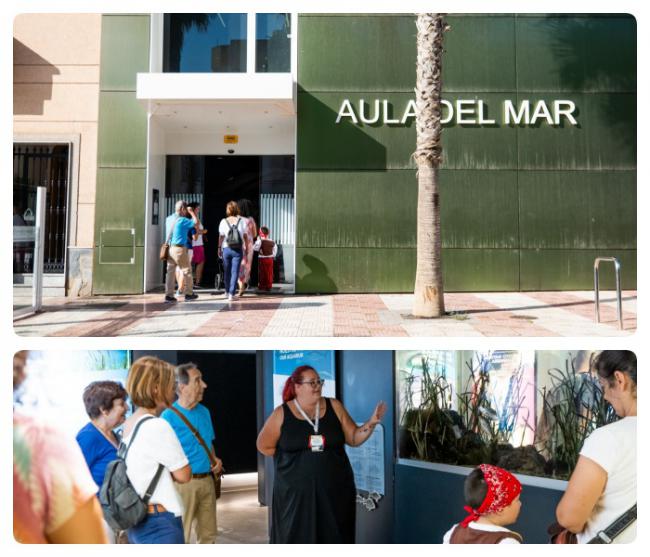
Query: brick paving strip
49 296 173 337
13 291 637 337
333 295 408 337
380 293 559 337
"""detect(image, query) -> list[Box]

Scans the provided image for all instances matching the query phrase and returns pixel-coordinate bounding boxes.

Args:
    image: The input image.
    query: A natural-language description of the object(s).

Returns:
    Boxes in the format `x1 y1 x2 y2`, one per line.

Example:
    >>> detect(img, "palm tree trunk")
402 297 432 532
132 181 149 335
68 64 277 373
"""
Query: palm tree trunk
412 14 446 318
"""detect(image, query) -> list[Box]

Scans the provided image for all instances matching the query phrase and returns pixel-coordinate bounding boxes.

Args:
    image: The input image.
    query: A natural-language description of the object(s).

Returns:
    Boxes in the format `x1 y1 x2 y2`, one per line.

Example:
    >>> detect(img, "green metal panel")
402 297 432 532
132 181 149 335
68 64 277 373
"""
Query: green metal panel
295 248 520 293
94 168 146 245
296 247 416 293
97 92 148 167
93 14 149 295
298 15 416 92
92 247 145 294
297 92 414 170
439 170 519 248
295 14 636 292
519 170 636 249
100 15 150 91
297 92 519 170
440 93 518 170
443 15 516 92
296 169 518 249
517 93 636 170
296 170 416 249
441 249 520 291
515 15 636 93
520 249 636 290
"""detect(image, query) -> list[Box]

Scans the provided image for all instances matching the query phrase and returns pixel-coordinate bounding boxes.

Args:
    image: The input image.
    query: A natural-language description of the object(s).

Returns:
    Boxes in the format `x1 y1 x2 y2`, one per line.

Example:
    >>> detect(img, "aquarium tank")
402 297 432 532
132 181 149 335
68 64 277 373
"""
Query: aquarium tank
396 350 618 480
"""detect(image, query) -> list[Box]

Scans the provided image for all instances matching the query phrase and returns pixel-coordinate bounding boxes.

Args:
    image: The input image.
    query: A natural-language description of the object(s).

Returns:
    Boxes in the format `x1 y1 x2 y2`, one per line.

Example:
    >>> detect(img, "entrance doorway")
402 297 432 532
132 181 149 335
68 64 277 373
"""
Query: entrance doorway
165 155 295 290
178 350 258 473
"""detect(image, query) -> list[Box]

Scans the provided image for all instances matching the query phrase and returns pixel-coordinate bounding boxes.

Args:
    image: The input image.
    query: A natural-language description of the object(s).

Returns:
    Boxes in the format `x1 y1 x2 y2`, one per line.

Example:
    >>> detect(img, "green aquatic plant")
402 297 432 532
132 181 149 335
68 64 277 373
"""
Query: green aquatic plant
536 356 617 477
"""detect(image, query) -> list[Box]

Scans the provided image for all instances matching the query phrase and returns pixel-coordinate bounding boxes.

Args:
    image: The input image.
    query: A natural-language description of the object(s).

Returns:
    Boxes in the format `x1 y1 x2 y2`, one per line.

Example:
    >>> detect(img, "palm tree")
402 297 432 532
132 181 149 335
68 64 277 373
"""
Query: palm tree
412 14 447 318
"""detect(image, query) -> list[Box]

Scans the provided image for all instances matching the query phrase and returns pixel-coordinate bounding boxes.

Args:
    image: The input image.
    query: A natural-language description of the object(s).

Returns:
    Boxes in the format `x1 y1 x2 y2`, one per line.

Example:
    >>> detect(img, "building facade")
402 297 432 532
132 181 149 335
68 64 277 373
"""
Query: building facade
13 13 637 296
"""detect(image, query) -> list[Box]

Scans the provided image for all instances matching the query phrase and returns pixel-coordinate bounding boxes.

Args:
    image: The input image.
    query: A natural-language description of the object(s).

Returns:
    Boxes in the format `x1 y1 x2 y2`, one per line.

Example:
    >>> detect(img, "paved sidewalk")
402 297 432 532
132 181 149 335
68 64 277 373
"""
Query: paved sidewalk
14 290 636 337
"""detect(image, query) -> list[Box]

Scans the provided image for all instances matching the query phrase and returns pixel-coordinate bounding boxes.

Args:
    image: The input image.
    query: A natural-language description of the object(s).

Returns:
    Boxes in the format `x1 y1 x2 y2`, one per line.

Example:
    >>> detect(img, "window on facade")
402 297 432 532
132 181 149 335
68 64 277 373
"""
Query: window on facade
396 350 616 479
164 14 247 73
256 14 291 72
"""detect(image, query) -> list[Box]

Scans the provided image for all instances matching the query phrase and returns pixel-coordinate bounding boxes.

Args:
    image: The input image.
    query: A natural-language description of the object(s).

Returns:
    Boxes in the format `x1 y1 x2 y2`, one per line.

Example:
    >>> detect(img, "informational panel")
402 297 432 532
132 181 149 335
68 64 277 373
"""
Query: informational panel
272 350 335 408
346 423 385 496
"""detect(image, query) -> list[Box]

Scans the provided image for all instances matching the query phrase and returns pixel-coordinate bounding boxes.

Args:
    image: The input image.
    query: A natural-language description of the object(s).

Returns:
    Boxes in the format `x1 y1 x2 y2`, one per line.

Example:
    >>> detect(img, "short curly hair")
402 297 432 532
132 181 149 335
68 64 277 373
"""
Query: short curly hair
82 380 128 419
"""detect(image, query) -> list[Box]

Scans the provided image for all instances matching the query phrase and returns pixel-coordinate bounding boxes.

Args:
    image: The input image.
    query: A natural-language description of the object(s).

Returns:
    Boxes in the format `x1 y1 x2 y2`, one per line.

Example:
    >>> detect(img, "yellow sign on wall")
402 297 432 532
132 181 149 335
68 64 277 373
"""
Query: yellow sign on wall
224 135 239 144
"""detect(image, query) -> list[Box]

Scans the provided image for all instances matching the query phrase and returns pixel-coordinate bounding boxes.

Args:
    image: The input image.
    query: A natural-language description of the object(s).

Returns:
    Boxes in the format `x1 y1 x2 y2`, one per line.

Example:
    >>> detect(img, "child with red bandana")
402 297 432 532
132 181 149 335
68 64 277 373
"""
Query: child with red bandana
443 464 523 544
253 226 277 291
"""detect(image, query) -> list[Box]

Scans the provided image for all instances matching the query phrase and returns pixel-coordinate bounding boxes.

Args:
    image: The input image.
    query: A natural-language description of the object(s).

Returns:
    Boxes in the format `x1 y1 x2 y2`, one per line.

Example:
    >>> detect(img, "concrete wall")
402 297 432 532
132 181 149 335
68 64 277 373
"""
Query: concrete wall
13 14 102 295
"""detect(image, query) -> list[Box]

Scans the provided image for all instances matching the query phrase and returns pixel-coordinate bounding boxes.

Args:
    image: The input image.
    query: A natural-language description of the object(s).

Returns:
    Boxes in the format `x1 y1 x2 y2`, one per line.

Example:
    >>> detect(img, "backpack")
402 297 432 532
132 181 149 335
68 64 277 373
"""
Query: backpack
98 416 165 531
225 217 242 249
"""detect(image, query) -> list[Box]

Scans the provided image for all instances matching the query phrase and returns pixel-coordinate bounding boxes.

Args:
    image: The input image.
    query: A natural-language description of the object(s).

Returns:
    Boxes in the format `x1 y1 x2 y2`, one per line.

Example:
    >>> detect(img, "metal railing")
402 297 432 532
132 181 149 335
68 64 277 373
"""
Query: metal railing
594 257 623 330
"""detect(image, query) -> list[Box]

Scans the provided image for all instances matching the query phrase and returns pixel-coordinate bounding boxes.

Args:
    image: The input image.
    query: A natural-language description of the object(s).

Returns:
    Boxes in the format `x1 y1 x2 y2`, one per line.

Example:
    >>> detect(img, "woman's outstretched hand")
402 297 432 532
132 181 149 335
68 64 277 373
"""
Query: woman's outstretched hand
369 401 387 425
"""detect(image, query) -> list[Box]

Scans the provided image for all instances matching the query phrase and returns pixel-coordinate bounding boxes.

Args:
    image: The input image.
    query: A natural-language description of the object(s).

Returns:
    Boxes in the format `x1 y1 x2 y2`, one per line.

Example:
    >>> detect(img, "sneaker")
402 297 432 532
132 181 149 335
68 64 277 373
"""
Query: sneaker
164 296 177 303
194 284 203 290
176 289 182 297
185 293 199 301
228 294 234 302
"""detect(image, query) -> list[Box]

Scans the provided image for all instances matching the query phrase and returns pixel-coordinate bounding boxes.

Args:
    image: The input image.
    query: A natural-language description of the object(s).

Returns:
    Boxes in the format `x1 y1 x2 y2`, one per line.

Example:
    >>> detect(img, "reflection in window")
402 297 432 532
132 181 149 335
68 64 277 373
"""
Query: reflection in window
396 350 616 479
256 14 291 72
164 14 247 73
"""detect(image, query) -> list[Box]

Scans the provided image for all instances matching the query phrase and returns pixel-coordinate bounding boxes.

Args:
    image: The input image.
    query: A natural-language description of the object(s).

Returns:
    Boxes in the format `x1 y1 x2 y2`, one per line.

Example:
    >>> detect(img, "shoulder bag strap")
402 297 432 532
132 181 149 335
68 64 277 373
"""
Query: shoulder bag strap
587 504 637 544
142 464 165 504
121 415 165 504
169 405 216 467
121 415 155 458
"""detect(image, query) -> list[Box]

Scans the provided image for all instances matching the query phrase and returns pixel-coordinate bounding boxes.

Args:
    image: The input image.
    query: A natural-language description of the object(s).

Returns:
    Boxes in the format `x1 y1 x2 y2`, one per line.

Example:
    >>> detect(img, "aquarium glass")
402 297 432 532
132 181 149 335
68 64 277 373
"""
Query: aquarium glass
396 350 616 479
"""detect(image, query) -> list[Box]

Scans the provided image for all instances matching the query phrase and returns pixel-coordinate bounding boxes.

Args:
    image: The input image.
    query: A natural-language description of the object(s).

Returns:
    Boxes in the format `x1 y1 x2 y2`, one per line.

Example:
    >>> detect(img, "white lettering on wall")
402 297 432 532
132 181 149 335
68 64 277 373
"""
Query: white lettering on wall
335 99 358 124
336 98 579 126
504 100 530 124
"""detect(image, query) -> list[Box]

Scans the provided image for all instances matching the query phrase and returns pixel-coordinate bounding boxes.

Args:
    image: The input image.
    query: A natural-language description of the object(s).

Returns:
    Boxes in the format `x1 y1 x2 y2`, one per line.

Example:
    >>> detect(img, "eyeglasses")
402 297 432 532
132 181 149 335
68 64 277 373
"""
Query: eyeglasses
296 379 325 388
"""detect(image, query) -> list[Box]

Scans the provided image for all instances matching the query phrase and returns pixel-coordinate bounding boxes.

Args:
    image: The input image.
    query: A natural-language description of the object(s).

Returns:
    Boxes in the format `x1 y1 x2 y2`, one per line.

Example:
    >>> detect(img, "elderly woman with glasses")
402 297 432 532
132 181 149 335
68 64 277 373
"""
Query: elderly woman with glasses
257 365 386 543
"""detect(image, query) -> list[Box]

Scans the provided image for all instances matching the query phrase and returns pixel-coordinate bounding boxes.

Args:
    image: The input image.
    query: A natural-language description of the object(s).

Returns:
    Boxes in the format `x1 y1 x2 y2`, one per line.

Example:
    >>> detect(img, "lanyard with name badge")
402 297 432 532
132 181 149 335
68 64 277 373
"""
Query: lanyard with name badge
294 398 325 452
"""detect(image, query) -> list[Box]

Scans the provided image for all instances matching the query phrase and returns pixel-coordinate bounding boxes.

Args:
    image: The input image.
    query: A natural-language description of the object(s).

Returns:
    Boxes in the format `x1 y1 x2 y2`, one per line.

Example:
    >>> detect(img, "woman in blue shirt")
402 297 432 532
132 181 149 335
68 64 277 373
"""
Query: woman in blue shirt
76 381 128 489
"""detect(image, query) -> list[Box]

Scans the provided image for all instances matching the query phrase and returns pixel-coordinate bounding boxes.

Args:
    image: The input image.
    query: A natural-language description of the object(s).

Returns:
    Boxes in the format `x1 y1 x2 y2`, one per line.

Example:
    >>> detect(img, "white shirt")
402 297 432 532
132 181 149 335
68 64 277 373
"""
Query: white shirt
253 237 278 258
192 223 204 248
123 414 189 517
443 521 521 544
219 217 247 249
577 416 636 543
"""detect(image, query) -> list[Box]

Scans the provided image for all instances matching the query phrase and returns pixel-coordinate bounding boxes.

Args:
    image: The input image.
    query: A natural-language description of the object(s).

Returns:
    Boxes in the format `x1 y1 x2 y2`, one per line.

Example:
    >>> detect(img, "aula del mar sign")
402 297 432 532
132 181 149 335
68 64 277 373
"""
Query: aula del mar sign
335 99 579 126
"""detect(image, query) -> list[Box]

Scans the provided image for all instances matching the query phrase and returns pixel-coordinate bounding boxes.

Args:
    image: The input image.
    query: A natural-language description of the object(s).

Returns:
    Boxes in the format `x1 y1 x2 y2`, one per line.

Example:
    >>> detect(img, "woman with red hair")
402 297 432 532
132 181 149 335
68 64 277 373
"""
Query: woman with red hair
257 365 386 543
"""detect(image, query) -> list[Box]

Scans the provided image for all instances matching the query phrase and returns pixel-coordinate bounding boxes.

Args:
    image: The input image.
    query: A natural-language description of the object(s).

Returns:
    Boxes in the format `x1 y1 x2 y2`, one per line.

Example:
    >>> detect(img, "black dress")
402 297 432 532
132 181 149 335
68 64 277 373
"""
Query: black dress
270 397 356 543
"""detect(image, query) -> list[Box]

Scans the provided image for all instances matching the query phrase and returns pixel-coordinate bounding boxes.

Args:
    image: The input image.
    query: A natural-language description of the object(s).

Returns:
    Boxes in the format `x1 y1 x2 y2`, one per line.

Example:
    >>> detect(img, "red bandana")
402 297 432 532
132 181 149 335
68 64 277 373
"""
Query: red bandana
460 464 522 528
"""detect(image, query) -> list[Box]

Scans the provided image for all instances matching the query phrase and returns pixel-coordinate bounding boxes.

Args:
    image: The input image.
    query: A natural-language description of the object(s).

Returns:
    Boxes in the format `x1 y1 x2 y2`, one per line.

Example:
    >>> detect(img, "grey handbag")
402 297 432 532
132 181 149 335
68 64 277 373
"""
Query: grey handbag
99 416 164 531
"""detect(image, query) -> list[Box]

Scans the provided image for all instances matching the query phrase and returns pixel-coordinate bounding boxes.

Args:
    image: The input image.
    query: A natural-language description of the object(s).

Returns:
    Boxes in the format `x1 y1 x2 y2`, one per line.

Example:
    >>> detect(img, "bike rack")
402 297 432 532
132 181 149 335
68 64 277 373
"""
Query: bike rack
594 257 623 330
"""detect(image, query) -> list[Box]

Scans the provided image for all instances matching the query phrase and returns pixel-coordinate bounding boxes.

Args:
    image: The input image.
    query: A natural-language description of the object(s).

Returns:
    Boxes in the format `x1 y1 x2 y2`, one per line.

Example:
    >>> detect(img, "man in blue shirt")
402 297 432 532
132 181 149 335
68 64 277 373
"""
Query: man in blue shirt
162 363 222 544
165 200 200 302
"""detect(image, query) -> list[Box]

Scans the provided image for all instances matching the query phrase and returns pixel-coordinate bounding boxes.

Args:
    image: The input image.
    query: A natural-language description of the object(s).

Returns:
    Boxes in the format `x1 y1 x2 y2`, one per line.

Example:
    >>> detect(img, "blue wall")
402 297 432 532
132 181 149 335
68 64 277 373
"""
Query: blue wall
394 463 565 543
339 350 395 544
